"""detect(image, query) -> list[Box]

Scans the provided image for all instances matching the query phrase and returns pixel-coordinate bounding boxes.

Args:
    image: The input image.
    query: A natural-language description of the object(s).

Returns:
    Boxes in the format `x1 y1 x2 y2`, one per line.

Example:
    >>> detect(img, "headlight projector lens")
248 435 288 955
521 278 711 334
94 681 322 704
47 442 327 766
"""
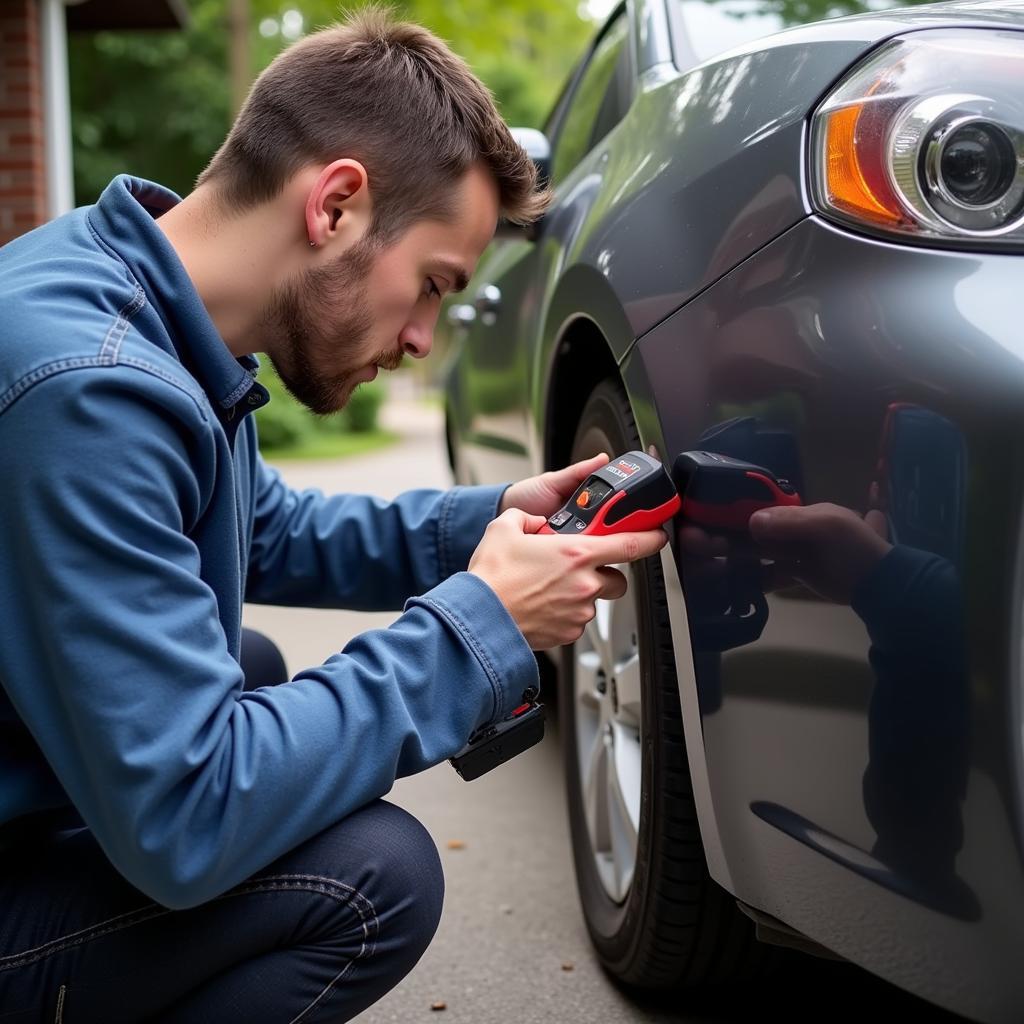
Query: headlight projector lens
917 111 1024 233
938 121 1017 208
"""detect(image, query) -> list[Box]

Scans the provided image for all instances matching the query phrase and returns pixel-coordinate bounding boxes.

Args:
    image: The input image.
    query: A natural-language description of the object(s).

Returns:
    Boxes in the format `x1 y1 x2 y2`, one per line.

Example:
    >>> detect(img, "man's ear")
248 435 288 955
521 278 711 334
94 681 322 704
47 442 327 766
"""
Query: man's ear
304 159 371 249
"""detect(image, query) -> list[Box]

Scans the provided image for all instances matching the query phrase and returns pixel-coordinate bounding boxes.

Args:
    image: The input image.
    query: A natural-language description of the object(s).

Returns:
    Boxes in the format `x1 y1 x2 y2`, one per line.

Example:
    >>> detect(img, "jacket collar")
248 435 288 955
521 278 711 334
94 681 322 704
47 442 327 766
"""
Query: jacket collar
87 175 267 415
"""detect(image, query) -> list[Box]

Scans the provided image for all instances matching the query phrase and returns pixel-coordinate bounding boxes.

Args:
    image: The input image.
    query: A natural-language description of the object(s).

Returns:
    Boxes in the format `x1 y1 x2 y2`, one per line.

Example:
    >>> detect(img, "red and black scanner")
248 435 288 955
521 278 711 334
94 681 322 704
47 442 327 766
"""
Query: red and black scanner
673 450 802 532
540 451 681 536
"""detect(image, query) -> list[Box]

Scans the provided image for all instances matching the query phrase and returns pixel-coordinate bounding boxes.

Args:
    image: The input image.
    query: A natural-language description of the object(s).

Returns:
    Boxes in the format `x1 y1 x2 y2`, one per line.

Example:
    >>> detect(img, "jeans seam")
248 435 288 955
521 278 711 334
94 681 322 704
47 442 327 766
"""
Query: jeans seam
287 960 359 1024
233 874 378 945
0 874 378 977
0 903 169 972
256 875 378 1024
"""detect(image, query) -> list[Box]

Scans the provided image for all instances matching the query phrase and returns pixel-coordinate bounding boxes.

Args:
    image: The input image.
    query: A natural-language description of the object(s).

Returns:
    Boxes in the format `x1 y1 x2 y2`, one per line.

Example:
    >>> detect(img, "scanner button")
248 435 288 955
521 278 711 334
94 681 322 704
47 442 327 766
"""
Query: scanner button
576 490 591 508
548 510 572 528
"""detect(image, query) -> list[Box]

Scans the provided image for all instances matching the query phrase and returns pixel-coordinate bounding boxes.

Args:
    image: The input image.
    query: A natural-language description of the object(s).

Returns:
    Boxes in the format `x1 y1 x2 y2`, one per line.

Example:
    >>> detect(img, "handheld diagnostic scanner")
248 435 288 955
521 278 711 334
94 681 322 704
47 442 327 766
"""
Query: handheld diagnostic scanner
674 451 802 532
540 451 681 536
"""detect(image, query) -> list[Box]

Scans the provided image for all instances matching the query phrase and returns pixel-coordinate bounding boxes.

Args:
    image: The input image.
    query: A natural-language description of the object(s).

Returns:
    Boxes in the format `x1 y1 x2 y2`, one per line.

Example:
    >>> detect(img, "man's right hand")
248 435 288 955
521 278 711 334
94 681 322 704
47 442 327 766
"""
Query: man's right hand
468 509 669 650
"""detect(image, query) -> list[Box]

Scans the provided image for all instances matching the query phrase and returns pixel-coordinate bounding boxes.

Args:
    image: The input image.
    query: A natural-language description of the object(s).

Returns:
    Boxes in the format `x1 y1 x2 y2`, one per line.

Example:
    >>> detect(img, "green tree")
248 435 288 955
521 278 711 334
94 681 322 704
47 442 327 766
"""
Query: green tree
69 0 231 202
69 0 593 204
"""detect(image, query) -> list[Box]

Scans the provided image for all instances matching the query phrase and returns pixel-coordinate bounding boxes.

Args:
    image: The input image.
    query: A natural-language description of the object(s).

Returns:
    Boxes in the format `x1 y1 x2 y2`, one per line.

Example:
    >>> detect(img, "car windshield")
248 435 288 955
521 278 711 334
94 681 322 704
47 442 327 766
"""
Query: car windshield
672 0 789 63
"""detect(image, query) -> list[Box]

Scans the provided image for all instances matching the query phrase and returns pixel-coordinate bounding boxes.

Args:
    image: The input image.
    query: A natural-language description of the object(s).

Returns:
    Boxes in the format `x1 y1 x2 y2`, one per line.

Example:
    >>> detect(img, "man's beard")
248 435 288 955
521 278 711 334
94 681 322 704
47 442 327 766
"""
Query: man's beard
261 238 402 415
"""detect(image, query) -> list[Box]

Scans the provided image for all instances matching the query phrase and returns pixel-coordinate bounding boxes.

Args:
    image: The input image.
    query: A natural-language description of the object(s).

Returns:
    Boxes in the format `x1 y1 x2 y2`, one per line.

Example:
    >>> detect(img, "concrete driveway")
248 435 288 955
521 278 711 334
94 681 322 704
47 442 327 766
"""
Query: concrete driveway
244 389 962 1024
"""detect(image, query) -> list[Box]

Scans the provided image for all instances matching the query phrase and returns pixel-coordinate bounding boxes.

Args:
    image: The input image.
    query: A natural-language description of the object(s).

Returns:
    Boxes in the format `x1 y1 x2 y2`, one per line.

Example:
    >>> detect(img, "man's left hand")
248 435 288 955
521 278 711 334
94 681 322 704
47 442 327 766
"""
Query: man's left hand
499 453 610 519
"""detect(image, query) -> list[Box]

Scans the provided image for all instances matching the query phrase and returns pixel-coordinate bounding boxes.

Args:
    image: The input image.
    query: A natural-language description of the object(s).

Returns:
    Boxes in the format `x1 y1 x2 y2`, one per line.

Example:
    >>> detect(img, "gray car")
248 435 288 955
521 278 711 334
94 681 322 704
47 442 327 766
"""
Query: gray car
442 1 1024 1019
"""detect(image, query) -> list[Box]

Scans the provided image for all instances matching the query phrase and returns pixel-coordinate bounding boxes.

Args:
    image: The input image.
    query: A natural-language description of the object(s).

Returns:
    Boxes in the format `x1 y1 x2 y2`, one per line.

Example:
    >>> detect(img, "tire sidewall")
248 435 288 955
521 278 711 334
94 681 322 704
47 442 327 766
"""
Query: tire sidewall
559 381 668 974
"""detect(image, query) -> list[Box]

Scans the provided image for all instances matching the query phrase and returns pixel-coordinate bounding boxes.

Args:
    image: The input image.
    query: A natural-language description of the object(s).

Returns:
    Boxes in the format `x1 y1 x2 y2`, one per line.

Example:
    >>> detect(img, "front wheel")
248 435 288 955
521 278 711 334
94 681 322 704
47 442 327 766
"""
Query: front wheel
560 378 771 989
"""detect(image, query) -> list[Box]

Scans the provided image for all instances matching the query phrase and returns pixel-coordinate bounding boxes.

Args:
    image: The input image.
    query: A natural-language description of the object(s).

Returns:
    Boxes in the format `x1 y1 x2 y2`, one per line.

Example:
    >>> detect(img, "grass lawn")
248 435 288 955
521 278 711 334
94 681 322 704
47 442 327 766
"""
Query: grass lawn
261 428 399 462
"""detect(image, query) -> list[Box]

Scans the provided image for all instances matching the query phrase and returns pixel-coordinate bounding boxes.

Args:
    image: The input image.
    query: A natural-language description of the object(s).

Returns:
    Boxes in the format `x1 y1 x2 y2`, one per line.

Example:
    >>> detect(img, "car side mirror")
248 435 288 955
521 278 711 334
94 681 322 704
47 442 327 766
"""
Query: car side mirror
495 127 551 242
513 127 551 184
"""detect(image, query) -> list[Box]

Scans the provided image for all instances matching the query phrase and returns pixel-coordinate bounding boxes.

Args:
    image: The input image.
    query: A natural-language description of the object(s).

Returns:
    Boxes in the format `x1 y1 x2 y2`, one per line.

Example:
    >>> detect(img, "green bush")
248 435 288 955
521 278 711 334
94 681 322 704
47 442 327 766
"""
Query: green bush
254 367 314 451
341 380 385 433
254 362 387 452
255 397 311 450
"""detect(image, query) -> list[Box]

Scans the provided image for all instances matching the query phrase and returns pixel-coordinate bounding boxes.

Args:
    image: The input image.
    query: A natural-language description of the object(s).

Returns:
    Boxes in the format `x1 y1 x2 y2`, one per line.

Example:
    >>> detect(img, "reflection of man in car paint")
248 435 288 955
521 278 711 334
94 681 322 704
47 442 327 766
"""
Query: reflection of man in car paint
680 403 974 912
749 503 973 913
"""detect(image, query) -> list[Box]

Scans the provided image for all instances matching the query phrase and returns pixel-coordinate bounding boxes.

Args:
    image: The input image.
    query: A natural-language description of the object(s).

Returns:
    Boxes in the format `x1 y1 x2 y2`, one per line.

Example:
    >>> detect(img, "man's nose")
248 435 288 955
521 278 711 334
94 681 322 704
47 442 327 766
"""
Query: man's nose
399 324 433 359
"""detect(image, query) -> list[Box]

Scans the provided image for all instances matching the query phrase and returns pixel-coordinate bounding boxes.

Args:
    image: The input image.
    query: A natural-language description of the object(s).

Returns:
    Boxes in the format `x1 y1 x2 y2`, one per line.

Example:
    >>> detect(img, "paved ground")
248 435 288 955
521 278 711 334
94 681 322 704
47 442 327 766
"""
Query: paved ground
244 386 963 1024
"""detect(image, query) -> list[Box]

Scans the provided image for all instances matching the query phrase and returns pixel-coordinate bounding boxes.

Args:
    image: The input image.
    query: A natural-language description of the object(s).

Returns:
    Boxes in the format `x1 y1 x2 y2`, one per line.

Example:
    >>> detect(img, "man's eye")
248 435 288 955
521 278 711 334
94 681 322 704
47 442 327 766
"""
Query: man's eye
426 278 442 299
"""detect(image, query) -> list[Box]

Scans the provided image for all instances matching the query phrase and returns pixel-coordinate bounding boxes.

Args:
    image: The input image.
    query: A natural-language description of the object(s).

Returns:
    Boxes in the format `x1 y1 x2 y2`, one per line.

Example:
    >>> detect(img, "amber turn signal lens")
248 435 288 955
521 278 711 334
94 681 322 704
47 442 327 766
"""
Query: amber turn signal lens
823 104 906 226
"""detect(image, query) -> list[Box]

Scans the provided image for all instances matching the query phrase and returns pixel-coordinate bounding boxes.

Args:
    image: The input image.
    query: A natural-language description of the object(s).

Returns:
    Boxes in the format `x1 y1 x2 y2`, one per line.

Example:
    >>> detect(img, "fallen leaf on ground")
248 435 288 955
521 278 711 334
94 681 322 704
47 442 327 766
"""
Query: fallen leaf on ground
445 839 466 850
561 962 575 972
430 1000 447 1011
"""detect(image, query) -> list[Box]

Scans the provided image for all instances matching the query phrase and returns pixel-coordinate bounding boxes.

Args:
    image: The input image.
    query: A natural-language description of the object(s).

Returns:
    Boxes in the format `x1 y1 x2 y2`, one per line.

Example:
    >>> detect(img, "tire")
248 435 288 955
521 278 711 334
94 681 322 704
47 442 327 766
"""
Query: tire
560 378 772 990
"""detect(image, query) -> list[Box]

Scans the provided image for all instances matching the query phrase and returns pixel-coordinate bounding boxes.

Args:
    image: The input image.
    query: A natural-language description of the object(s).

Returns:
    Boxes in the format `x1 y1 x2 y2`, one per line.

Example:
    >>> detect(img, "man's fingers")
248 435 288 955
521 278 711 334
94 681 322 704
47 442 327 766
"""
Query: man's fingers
522 512 550 534
495 507 549 534
583 528 668 566
595 566 628 601
549 453 608 495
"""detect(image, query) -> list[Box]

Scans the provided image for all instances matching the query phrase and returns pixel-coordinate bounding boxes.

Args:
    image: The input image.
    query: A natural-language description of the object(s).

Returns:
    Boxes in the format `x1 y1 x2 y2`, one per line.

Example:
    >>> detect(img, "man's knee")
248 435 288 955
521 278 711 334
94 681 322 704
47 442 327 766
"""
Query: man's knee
280 800 444 967
368 801 444 962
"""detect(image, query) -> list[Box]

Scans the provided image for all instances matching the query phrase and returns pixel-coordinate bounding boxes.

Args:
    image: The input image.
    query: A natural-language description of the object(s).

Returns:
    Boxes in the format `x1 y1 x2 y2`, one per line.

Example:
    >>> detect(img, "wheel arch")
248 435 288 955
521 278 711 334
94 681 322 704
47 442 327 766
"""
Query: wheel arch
543 316 622 473
537 263 637 471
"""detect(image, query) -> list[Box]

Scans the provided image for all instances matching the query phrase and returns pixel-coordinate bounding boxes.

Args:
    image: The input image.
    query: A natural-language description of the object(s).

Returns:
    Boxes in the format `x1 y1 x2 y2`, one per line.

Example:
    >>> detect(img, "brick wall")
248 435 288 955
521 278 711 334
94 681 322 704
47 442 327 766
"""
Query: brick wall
0 0 47 246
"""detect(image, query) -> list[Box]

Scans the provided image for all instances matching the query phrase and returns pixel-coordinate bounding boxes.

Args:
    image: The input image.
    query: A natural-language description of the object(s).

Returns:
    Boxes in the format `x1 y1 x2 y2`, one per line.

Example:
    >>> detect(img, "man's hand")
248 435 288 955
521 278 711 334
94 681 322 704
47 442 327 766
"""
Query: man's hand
498 454 609 518
469 508 668 650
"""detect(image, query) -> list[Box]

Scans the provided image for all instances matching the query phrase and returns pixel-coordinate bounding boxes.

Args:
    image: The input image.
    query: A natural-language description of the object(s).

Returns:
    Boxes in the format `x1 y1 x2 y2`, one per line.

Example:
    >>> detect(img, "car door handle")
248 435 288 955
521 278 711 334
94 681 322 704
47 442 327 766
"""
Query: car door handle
474 284 501 325
447 303 477 328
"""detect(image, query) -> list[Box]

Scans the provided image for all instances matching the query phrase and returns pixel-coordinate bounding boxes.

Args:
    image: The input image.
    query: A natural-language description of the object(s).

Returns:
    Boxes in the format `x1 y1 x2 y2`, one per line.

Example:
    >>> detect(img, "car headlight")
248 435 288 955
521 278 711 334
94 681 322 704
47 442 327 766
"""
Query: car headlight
810 28 1024 248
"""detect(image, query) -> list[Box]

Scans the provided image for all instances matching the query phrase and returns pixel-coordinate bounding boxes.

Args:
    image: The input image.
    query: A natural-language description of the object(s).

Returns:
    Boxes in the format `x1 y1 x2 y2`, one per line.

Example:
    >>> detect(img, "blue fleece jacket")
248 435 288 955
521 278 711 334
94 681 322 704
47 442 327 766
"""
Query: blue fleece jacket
0 176 538 908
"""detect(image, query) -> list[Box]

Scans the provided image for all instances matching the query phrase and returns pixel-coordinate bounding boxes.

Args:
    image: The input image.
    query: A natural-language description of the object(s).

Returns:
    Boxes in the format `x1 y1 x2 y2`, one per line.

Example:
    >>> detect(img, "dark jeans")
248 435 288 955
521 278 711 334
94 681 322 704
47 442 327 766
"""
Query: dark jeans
0 630 444 1022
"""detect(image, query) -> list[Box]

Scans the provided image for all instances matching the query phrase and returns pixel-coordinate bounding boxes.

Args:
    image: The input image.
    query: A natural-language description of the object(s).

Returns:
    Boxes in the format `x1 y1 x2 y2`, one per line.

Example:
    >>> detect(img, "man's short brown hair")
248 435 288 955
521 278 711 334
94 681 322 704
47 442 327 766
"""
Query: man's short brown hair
199 7 549 240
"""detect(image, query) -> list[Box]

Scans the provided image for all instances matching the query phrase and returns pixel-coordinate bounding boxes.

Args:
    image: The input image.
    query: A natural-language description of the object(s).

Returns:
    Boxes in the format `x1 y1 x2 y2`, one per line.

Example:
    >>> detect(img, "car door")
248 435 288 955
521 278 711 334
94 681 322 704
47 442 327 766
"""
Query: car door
447 5 634 485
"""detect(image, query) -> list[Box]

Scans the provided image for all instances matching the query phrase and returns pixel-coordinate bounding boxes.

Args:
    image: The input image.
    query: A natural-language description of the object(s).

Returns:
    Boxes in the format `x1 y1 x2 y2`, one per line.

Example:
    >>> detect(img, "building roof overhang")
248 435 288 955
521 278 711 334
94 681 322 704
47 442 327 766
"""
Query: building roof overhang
66 0 188 33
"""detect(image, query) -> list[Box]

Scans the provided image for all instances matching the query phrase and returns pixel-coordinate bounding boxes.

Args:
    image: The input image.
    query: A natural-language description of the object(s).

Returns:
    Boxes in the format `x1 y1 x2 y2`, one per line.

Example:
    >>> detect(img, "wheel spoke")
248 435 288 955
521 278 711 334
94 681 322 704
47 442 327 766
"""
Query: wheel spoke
582 726 610 854
613 653 642 727
607 565 637 657
576 649 603 713
611 721 642 837
594 596 613 645
585 602 613 673
607 749 638 900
